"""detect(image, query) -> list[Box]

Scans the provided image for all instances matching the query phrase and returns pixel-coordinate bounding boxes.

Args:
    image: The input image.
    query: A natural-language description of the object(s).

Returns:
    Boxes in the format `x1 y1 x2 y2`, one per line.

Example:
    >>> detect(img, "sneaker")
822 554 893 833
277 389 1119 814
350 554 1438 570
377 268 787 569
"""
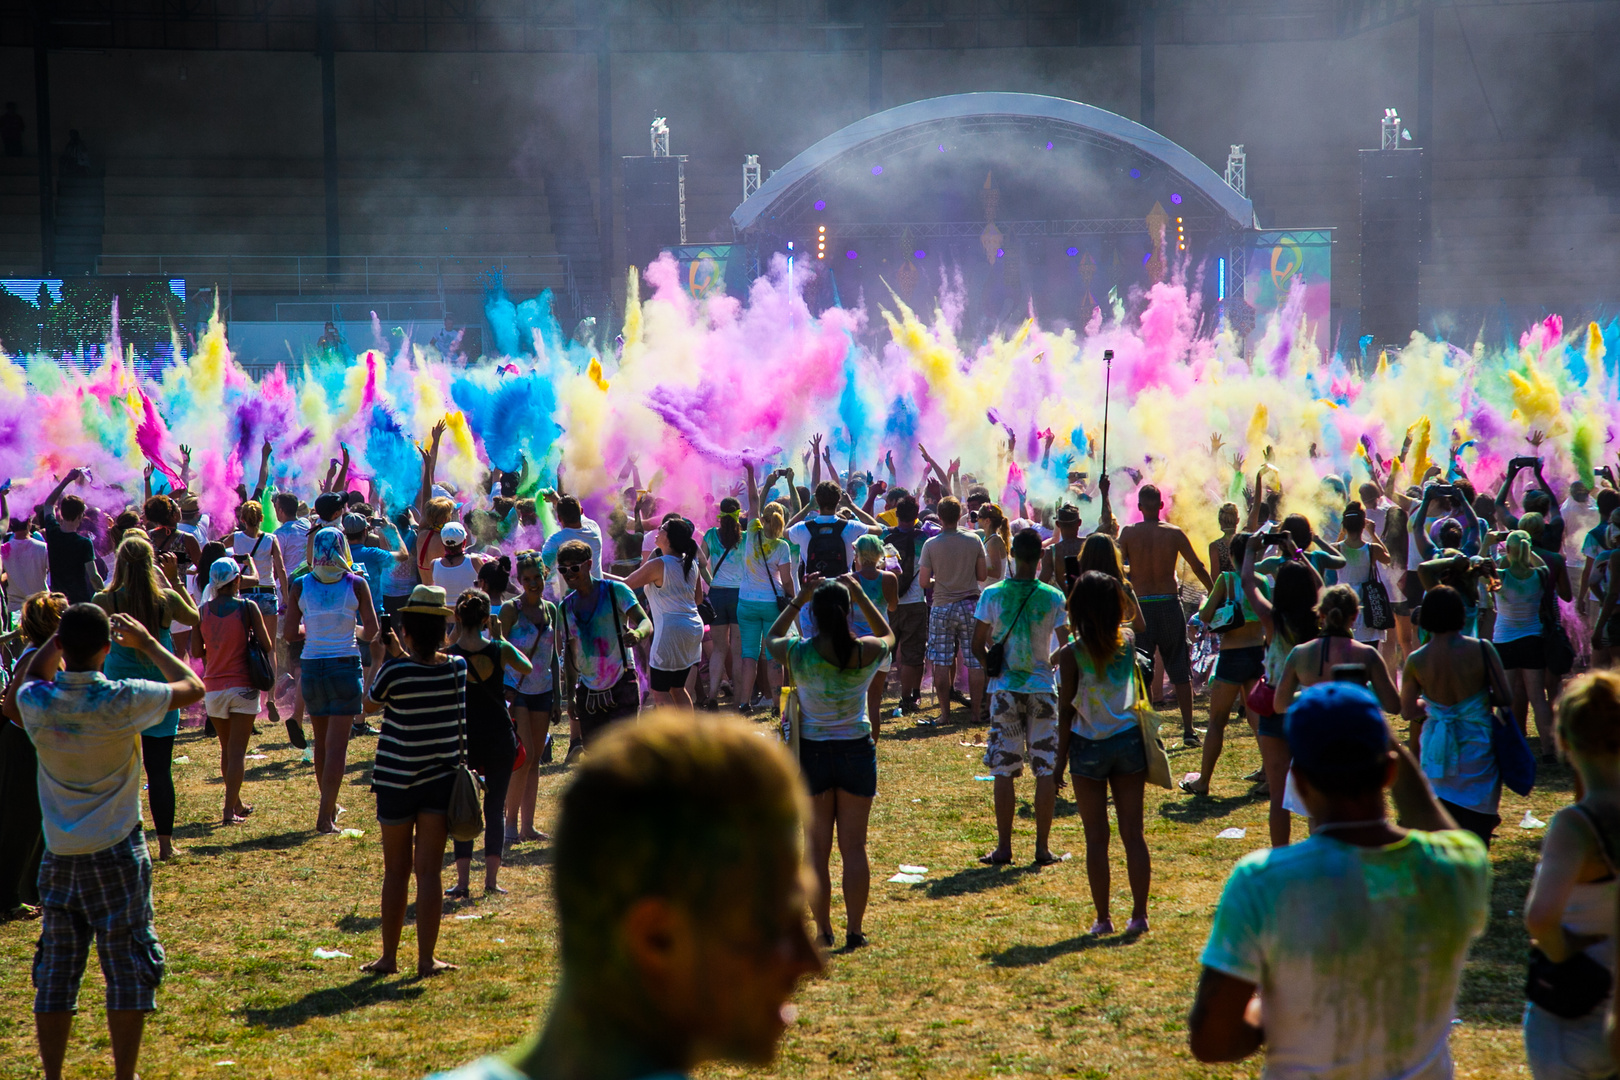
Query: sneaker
897 693 921 716
564 740 584 765
738 702 755 716
350 722 378 737
284 718 307 750
1182 731 1202 749
540 733 554 764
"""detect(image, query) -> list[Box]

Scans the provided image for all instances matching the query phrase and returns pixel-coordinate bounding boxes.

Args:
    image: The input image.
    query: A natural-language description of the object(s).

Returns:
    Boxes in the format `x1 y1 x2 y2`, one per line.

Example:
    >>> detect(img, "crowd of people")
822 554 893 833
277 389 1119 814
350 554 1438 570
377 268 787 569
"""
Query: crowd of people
6 415 1620 1080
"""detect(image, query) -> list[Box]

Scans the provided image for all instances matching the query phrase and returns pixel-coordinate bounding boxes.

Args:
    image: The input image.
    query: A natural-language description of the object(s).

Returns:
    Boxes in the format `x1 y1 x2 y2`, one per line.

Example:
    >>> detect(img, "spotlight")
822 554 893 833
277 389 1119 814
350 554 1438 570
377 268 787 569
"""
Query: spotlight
1046 141 1053 149
814 199 826 211
817 252 824 259
914 250 926 259
1170 193 1182 205
1130 168 1141 179
996 248 1004 258
787 241 793 251
1066 247 1079 257
818 225 826 233
846 250 858 259
871 165 883 175
938 144 945 152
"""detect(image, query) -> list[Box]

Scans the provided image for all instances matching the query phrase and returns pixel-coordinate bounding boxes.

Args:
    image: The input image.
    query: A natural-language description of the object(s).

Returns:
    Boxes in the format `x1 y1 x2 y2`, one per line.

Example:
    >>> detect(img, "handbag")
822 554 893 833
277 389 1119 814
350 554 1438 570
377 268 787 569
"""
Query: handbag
237 600 275 692
983 582 1038 679
1359 577 1396 631
1208 571 1246 634
445 659 485 843
696 544 733 624
1131 660 1173 789
1527 803 1620 1016
1481 641 1537 797
1247 677 1276 719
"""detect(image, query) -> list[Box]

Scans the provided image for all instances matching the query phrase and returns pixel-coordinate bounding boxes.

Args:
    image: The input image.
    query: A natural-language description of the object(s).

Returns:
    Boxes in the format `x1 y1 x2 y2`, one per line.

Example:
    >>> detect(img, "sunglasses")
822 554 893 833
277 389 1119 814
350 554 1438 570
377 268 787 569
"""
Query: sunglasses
558 562 589 574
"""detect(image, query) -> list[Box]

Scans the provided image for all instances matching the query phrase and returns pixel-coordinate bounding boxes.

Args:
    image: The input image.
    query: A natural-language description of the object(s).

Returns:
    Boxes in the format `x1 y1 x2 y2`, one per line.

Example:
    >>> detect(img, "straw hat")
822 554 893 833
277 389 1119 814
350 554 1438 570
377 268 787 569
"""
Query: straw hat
399 584 454 616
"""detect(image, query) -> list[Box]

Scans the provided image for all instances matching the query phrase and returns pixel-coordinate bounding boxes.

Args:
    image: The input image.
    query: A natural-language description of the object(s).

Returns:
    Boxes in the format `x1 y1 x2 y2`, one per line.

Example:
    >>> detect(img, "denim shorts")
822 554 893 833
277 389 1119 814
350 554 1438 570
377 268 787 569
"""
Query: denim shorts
1212 644 1265 686
799 735 877 798
1523 1001 1615 1080
1257 711 1288 739
706 586 740 626
508 689 554 713
301 654 363 717
1067 726 1147 781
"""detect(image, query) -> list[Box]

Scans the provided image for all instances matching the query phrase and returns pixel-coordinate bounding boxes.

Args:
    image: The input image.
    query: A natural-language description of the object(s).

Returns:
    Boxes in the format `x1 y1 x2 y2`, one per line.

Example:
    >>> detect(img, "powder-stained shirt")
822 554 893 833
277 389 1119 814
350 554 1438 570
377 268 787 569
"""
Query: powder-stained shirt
18 670 173 855
1200 829 1490 1080
560 580 640 691
974 578 1068 694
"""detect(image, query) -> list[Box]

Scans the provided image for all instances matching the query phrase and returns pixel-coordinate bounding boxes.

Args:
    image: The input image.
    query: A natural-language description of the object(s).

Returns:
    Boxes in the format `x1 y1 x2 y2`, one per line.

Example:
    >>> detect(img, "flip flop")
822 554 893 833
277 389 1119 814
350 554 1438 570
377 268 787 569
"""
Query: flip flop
1032 851 1067 867
1178 778 1209 796
978 851 1013 866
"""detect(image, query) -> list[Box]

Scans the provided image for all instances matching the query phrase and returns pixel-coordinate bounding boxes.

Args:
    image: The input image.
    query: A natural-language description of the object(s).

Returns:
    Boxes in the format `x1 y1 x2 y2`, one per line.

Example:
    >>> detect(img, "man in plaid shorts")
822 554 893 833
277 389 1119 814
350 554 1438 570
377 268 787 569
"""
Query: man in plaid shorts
4 602 205 1080
972 529 1072 865
917 497 988 725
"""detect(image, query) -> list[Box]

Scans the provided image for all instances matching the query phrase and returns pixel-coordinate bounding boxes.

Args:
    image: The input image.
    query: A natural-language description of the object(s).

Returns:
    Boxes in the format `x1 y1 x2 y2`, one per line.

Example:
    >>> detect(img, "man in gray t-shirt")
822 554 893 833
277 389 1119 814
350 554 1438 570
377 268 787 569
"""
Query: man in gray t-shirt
918 497 988 725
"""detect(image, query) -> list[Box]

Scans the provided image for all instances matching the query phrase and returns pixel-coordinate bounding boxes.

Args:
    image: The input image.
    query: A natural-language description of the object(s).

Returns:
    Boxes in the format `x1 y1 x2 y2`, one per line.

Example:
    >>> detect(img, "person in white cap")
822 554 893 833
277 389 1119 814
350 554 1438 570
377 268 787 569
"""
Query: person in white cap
424 521 489 616
193 558 273 825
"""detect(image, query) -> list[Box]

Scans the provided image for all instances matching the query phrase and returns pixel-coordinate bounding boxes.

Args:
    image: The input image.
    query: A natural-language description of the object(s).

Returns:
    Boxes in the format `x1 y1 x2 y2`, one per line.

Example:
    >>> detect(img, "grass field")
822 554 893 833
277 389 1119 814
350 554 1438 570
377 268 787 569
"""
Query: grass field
0 690 1560 1079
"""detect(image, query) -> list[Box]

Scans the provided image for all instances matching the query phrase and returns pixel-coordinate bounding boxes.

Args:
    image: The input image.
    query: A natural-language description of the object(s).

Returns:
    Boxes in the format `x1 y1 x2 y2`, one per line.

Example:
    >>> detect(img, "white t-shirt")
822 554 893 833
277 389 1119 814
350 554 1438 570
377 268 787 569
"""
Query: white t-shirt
1201 830 1490 1080
18 669 174 855
1562 496 1598 568
739 526 794 604
232 530 279 587
3 533 49 601
786 515 871 577
541 518 605 579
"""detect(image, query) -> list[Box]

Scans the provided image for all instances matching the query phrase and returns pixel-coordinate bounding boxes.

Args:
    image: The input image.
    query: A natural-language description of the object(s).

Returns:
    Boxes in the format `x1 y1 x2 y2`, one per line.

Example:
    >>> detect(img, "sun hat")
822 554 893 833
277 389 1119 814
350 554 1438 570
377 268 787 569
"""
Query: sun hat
399 584 454 616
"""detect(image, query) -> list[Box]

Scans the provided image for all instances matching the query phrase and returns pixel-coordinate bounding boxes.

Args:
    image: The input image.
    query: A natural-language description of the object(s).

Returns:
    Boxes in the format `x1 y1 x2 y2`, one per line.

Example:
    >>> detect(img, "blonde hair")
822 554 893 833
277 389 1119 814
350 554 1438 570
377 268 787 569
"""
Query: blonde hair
1318 584 1359 637
1558 671 1620 758
108 536 171 631
425 496 456 531
1505 530 1534 571
237 501 264 529
980 502 1011 554
20 591 68 647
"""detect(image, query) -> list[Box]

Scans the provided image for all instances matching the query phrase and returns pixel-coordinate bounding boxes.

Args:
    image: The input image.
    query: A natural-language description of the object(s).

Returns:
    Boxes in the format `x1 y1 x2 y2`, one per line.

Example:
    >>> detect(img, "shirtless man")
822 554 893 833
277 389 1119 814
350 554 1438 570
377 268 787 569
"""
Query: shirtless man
1040 503 1084 595
1116 483 1213 748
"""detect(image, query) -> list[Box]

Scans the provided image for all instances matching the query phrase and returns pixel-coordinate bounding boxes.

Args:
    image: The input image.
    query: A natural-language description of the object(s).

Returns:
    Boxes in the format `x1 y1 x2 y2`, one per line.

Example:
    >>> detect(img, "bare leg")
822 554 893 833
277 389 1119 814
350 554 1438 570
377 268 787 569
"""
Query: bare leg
107 1009 146 1080
521 710 549 837
1259 734 1293 847
1523 667 1555 753
412 812 455 975
832 790 873 938
36 1011 70 1080
312 716 354 832
932 662 955 719
364 821 415 974
1033 774 1056 862
968 667 987 724
1109 772 1151 927
806 791 836 942
1190 679 1252 793
986 774 1016 862
1174 680 1196 740
1509 668 1531 736
866 675 886 731
1072 774 1113 930
505 706 535 839
222 711 254 820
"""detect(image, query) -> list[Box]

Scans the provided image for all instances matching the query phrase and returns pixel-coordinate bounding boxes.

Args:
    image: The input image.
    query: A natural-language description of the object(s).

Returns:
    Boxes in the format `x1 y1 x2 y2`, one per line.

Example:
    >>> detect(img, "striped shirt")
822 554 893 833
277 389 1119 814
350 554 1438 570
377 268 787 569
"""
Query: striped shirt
368 655 466 792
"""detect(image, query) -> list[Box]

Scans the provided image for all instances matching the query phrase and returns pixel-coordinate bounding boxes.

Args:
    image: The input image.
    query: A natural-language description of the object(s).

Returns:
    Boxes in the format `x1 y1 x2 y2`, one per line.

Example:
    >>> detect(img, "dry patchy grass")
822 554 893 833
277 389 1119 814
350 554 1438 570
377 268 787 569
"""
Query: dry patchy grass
0 695 1556 1078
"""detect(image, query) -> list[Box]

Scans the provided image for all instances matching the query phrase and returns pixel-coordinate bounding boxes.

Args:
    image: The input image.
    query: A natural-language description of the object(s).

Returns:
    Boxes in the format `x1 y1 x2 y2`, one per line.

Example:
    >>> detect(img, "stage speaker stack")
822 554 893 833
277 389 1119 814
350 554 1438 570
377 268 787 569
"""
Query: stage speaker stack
1358 148 1426 353
622 156 682 274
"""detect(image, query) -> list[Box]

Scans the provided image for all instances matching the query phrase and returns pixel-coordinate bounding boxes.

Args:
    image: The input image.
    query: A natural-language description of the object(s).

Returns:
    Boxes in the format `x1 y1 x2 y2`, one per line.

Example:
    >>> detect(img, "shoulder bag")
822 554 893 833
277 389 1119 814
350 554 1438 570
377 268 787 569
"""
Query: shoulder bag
696 543 733 625
1359 564 1396 631
1130 655 1173 789
983 582 1038 679
1526 804 1617 1018
446 658 485 843
760 531 791 613
1481 639 1537 797
237 601 275 692
1208 571 1246 634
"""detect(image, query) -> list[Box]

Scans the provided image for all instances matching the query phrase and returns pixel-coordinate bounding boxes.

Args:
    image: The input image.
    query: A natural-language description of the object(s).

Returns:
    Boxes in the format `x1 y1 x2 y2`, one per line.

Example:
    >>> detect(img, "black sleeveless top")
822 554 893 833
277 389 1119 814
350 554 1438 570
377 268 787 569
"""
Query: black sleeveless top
447 639 517 764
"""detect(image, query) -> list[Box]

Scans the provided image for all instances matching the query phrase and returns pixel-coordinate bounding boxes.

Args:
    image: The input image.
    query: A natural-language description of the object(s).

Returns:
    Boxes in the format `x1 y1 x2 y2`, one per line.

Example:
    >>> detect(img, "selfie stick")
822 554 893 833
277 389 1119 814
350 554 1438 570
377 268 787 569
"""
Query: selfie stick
1100 349 1114 481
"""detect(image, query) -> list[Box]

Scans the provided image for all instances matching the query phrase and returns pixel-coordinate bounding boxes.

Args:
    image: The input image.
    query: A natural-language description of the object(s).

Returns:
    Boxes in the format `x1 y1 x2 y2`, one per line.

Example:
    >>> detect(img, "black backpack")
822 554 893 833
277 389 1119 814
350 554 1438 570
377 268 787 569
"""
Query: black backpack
803 519 849 580
885 526 920 597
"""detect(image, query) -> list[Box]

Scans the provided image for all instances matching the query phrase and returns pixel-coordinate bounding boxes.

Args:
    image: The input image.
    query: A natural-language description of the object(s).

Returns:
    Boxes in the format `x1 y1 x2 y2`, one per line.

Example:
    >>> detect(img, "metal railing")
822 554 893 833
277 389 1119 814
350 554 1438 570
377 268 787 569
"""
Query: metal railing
94 252 582 322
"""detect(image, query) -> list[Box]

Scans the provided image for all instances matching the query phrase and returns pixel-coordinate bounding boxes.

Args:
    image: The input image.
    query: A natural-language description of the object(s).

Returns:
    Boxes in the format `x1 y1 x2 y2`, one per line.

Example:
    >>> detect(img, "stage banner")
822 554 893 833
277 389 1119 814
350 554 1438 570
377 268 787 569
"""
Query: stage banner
1245 229 1332 355
664 245 744 300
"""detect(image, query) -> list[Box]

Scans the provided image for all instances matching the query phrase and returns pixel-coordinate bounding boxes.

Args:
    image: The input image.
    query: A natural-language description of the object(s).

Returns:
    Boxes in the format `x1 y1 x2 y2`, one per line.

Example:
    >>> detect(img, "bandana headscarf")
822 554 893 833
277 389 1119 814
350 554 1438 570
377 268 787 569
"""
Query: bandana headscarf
200 557 240 607
310 527 354 585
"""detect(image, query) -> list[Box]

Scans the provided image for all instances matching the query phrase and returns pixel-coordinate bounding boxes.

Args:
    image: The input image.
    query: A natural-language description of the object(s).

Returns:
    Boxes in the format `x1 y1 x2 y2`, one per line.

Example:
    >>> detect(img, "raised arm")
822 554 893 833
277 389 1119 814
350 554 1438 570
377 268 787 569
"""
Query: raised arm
1240 534 1277 635
251 438 273 501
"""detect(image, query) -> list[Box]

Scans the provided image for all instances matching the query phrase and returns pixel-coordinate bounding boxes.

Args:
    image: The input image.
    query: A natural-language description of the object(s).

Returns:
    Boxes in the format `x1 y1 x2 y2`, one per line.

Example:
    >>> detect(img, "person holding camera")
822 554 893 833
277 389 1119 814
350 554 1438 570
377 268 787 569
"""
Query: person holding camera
972 528 1070 866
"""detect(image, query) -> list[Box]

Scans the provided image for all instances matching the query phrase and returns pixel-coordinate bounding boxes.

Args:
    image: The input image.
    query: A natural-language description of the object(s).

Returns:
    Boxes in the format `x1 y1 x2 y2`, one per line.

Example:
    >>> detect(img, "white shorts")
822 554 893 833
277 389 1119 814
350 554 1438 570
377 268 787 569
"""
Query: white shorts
205 687 262 719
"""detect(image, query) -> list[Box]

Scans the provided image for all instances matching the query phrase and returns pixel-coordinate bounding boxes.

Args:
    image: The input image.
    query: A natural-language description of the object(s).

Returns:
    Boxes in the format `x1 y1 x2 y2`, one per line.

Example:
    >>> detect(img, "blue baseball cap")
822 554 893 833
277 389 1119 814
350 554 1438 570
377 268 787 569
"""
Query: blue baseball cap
1285 682 1390 779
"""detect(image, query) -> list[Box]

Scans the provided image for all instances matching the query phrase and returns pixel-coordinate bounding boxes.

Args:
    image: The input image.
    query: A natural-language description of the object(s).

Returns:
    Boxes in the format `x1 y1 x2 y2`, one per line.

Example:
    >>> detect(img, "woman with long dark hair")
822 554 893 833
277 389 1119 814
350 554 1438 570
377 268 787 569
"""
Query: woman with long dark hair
446 588 530 897
767 573 894 949
1185 531 1266 796
1240 533 1323 847
501 552 557 841
701 496 746 708
1077 533 1143 630
623 517 705 708
143 494 202 659
94 536 199 859
1055 571 1151 936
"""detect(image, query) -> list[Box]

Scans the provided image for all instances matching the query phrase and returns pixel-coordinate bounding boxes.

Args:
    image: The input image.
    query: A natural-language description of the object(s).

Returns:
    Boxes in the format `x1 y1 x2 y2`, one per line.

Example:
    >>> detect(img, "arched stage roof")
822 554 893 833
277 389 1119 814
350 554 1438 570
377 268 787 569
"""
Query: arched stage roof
731 92 1255 236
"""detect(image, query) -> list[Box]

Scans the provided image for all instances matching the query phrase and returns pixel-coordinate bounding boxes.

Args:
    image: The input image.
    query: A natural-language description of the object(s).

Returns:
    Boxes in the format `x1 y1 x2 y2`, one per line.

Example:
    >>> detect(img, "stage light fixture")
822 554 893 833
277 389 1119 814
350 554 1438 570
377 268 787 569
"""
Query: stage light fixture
914 250 926 259
1046 141 1054 149
846 250 858 259
1130 168 1141 179
996 248 1004 258
871 165 883 175
787 241 793 251
1066 247 1079 257
1170 193 1183 205
1218 258 1226 299
814 199 826 211
818 225 826 233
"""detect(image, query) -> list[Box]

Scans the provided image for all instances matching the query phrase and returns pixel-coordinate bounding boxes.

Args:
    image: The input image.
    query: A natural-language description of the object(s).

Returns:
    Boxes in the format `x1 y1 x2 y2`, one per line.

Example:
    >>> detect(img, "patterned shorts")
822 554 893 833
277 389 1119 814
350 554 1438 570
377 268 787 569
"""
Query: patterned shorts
33 827 166 1013
926 597 983 668
983 690 1060 778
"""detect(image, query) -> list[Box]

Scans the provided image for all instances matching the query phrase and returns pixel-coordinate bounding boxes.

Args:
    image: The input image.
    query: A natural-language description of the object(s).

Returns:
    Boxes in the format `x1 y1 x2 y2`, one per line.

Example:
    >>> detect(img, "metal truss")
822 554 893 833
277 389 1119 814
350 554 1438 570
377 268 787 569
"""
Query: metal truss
775 217 1226 240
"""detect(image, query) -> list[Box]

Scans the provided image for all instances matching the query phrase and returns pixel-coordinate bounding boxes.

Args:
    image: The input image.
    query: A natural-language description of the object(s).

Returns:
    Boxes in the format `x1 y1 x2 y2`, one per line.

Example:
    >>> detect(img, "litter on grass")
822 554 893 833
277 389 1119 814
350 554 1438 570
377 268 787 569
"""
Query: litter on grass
312 947 352 959
455 914 483 920
1521 811 1547 829
1216 827 1247 839
338 828 365 838
494 938 506 943
898 864 928 875
973 775 995 781
245 754 268 760
173 755 191 764
960 740 988 748
888 873 926 884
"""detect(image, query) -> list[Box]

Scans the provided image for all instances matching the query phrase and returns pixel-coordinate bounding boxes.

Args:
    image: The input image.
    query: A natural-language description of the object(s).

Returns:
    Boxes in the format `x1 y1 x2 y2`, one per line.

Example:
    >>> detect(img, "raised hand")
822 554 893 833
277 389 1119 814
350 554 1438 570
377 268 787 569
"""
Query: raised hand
1210 433 1225 456
947 458 960 476
178 445 192 464
1230 451 1246 473
431 418 448 446
1527 429 1547 450
885 449 897 474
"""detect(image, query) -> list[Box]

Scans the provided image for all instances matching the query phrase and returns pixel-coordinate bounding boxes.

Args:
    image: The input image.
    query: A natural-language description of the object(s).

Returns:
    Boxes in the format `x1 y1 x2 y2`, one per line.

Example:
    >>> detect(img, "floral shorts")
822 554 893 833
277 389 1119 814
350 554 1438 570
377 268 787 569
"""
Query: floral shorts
983 690 1059 778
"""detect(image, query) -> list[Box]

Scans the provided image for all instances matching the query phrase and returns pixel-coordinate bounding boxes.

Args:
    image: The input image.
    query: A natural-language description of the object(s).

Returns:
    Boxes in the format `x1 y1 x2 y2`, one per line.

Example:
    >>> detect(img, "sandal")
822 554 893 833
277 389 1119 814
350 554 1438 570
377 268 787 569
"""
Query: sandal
1178 778 1209 796
444 885 471 900
978 851 1013 866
